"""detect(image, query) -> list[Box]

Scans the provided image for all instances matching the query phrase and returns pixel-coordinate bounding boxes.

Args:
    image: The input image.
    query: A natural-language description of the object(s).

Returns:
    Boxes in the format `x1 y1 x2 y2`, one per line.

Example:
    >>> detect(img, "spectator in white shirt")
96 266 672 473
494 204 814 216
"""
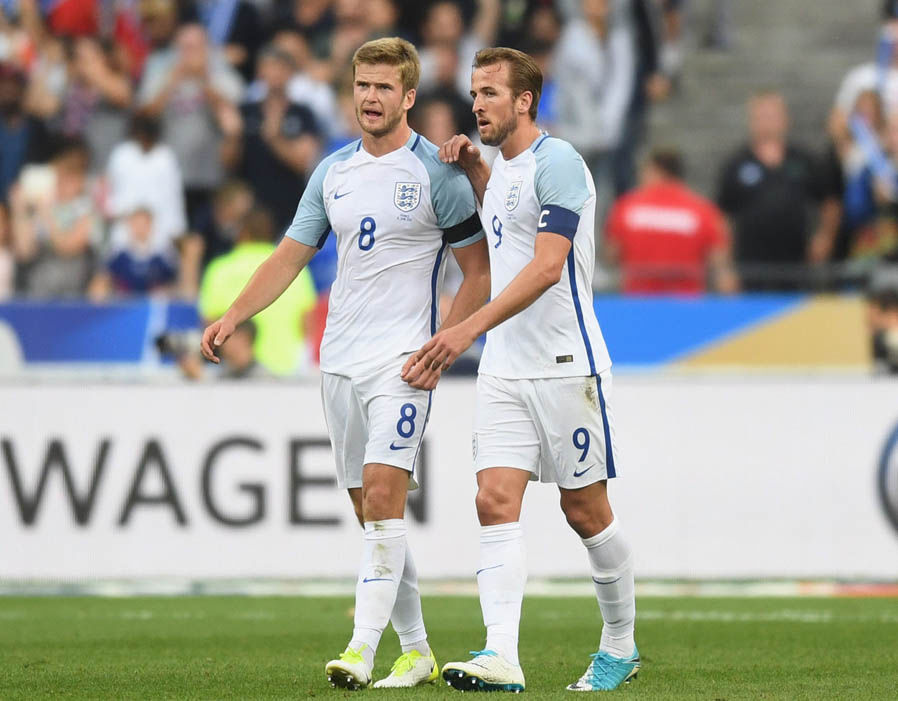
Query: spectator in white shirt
554 0 636 222
105 114 186 251
831 7 898 145
138 23 243 232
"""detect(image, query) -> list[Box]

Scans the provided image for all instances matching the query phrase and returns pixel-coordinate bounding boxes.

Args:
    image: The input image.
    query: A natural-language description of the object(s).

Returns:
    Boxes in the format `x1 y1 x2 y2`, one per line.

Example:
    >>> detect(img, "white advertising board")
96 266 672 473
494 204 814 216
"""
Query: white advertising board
2 377 897 580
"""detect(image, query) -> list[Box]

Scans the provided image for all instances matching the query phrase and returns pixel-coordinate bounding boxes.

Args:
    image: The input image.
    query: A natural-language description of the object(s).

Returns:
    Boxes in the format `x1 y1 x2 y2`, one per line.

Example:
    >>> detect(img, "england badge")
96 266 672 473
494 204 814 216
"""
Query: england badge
394 182 421 212
505 179 523 211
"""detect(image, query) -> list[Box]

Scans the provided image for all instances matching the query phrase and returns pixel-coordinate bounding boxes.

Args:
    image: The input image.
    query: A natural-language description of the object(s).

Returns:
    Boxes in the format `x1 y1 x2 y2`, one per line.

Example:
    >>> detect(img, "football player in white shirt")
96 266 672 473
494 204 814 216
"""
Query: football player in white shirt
200 38 490 690
403 47 638 692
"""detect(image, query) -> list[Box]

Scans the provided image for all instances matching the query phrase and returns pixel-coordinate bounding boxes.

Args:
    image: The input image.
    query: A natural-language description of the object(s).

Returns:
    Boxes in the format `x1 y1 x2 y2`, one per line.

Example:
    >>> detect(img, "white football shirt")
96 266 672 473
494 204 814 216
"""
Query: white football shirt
286 130 483 377
478 134 612 379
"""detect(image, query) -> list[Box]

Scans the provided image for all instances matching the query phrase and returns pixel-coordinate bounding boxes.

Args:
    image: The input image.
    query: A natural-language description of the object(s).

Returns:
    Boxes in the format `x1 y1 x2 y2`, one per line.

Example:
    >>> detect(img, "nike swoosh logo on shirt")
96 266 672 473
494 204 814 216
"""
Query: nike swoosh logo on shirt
389 442 411 450
334 191 352 199
476 564 503 575
573 465 594 478
362 577 391 583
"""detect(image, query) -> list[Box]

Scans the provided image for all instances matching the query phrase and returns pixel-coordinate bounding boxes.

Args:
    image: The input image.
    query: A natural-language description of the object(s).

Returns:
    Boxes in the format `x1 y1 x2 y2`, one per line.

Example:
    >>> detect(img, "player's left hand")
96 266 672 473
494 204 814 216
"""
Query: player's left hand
401 323 477 390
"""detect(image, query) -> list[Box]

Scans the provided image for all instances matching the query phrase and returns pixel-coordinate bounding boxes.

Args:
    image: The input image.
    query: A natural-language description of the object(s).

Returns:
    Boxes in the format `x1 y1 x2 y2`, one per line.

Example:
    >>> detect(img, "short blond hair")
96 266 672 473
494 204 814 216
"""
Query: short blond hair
352 37 421 93
473 47 542 121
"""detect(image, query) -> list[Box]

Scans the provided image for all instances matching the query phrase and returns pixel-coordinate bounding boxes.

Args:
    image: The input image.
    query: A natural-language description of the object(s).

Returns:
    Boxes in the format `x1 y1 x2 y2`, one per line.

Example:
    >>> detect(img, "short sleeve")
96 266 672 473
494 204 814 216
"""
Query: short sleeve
285 158 331 248
533 138 591 239
431 163 484 248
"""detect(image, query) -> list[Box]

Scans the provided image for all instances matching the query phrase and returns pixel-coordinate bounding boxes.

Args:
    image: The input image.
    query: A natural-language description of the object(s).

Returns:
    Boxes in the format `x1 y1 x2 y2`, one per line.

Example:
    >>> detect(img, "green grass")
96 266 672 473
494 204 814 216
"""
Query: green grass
1 596 897 699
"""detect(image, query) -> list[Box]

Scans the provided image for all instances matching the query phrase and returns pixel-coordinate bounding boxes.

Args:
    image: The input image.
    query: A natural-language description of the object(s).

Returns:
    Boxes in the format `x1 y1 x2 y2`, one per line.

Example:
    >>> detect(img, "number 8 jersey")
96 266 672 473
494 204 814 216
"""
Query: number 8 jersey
479 134 612 379
286 131 483 376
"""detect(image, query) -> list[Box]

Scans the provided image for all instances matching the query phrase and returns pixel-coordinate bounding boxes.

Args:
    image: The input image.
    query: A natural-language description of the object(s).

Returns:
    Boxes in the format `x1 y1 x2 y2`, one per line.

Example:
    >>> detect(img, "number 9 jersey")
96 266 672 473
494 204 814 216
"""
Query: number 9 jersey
478 134 611 380
286 130 483 377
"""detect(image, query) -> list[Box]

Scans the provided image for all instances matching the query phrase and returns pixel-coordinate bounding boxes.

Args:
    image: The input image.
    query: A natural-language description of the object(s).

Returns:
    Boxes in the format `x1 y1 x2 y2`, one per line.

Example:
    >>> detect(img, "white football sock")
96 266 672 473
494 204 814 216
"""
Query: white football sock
477 521 526 666
349 519 407 668
390 545 430 655
582 519 636 658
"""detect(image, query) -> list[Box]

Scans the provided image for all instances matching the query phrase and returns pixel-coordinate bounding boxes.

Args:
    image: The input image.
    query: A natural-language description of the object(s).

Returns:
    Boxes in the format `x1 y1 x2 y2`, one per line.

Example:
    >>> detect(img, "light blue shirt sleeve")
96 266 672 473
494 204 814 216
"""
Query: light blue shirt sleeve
285 157 331 248
533 137 591 215
414 139 484 248
532 137 591 239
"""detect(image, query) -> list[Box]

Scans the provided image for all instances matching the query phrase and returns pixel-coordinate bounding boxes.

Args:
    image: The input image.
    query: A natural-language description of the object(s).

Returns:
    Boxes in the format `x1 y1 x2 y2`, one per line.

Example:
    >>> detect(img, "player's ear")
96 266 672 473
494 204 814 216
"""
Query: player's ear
404 87 417 111
517 91 533 117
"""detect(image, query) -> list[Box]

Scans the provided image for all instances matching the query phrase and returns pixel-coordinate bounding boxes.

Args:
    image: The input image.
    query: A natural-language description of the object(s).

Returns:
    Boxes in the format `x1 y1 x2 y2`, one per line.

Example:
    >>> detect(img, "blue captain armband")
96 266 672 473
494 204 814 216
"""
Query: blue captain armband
537 205 580 240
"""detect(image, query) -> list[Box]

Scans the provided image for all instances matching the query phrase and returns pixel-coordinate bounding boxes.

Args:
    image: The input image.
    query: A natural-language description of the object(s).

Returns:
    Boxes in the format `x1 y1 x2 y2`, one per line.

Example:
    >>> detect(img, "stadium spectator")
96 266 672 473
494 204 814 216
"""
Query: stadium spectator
0 1 37 68
869 113 898 262
322 0 372 83
494 0 562 48
105 114 186 249
614 0 671 196
277 0 336 64
412 95 462 148
365 0 402 40
244 29 340 141
605 148 737 294
716 90 840 290
89 206 178 299
830 3 898 140
324 77 364 152
222 43 322 231
198 207 317 376
0 202 12 299
418 0 500 98
825 89 885 264
199 178 254 267
528 39 558 130
0 61 50 202
554 0 636 219
214 320 271 378
138 22 243 233
134 0 181 59
40 0 100 37
9 139 102 297
25 35 130 174
415 41 477 136
192 0 264 83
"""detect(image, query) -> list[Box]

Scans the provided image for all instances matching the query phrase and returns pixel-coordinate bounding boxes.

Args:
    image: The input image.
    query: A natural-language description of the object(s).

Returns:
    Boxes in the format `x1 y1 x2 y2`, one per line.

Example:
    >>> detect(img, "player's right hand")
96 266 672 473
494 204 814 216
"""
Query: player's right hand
439 134 480 170
200 318 234 364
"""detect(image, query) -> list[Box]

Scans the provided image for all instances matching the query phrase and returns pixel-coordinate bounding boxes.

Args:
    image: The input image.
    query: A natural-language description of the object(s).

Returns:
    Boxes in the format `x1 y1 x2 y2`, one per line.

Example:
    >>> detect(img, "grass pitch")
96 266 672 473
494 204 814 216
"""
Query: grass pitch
1 595 896 699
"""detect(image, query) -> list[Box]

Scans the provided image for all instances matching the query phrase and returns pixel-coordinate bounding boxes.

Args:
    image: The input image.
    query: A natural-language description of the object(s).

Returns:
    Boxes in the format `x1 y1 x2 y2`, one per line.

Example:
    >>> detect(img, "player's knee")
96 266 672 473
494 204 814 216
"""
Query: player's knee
561 499 606 538
475 485 518 525
361 482 397 521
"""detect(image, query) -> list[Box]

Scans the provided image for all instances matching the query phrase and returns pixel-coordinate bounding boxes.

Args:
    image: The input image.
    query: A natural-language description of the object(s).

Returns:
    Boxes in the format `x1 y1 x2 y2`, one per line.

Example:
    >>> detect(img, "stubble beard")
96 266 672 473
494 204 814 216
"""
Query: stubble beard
358 104 405 138
479 113 517 147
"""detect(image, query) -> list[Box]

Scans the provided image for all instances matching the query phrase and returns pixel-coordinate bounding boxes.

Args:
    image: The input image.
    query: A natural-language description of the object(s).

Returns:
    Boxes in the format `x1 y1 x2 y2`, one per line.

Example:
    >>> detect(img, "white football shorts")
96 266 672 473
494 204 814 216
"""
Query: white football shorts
321 354 431 490
472 369 619 489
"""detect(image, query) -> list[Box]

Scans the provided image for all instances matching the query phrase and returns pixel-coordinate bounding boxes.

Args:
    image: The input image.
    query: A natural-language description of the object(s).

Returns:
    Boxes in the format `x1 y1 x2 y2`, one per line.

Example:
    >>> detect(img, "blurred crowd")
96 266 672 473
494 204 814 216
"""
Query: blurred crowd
1 0 898 374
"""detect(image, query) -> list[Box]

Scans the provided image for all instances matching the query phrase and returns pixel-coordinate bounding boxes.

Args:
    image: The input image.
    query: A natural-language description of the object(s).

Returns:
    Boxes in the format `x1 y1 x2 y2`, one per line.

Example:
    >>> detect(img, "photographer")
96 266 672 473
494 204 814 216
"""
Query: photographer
869 262 898 374
172 320 270 381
